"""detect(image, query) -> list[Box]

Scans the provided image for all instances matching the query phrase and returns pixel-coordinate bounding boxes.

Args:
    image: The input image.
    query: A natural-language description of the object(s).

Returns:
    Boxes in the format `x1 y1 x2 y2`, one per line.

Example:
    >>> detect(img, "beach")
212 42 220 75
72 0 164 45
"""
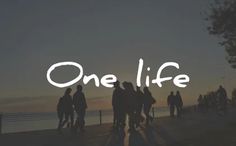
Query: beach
1 107 236 146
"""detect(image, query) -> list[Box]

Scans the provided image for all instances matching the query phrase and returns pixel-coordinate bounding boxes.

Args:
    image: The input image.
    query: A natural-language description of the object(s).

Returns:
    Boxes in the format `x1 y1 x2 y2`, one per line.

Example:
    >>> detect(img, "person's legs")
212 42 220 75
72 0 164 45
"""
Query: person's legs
176 106 181 117
147 105 153 124
134 112 139 128
117 109 123 129
119 110 126 129
144 105 151 125
170 105 175 117
147 105 154 122
74 111 79 132
113 107 118 128
144 105 148 124
82 110 86 130
57 112 64 131
135 105 142 127
128 110 135 131
70 111 74 128
79 109 86 131
61 113 69 128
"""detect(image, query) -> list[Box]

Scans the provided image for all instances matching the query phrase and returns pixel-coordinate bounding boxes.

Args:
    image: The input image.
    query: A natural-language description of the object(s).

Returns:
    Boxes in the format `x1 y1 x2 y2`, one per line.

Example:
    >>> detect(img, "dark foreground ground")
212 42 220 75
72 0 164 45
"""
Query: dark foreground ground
1 107 236 146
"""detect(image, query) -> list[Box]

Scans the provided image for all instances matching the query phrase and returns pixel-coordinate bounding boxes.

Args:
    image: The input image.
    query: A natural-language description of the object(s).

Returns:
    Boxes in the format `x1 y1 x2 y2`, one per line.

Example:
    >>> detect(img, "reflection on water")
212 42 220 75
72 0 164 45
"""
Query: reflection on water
2 107 169 133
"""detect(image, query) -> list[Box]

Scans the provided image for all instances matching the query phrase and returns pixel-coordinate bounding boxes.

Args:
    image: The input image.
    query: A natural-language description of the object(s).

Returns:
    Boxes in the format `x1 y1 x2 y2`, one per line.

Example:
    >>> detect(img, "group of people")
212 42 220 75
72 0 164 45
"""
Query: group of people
112 81 156 132
167 91 183 118
57 82 186 133
57 85 87 133
197 85 228 115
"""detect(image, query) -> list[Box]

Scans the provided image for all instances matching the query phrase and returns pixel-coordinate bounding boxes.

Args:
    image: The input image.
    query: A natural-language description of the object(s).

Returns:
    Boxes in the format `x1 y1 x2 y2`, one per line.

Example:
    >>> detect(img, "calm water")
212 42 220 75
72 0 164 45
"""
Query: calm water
1 107 169 133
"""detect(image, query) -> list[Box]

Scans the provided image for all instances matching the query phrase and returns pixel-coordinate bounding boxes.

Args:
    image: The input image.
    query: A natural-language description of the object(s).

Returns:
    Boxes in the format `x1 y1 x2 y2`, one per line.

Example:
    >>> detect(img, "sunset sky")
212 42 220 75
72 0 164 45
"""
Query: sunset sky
0 0 235 112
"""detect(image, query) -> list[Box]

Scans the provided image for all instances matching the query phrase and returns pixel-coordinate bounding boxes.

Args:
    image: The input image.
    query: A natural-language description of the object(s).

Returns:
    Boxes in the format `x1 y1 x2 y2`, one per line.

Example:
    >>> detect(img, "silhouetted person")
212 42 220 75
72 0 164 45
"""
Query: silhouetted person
135 86 145 128
203 95 209 112
123 82 136 132
58 88 74 131
217 85 228 115
167 91 175 117
119 86 127 130
73 85 87 132
112 81 125 130
175 91 183 117
198 94 204 112
57 96 64 131
208 92 217 109
143 87 155 125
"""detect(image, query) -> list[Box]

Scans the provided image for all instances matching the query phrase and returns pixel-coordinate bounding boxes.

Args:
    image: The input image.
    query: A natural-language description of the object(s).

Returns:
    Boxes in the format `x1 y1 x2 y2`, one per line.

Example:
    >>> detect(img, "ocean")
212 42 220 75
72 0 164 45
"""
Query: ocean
1 107 169 133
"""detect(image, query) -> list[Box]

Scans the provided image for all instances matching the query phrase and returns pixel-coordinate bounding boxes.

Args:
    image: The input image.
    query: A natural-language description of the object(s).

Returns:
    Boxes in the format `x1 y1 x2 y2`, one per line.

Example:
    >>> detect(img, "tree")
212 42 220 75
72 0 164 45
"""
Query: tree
206 0 236 68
